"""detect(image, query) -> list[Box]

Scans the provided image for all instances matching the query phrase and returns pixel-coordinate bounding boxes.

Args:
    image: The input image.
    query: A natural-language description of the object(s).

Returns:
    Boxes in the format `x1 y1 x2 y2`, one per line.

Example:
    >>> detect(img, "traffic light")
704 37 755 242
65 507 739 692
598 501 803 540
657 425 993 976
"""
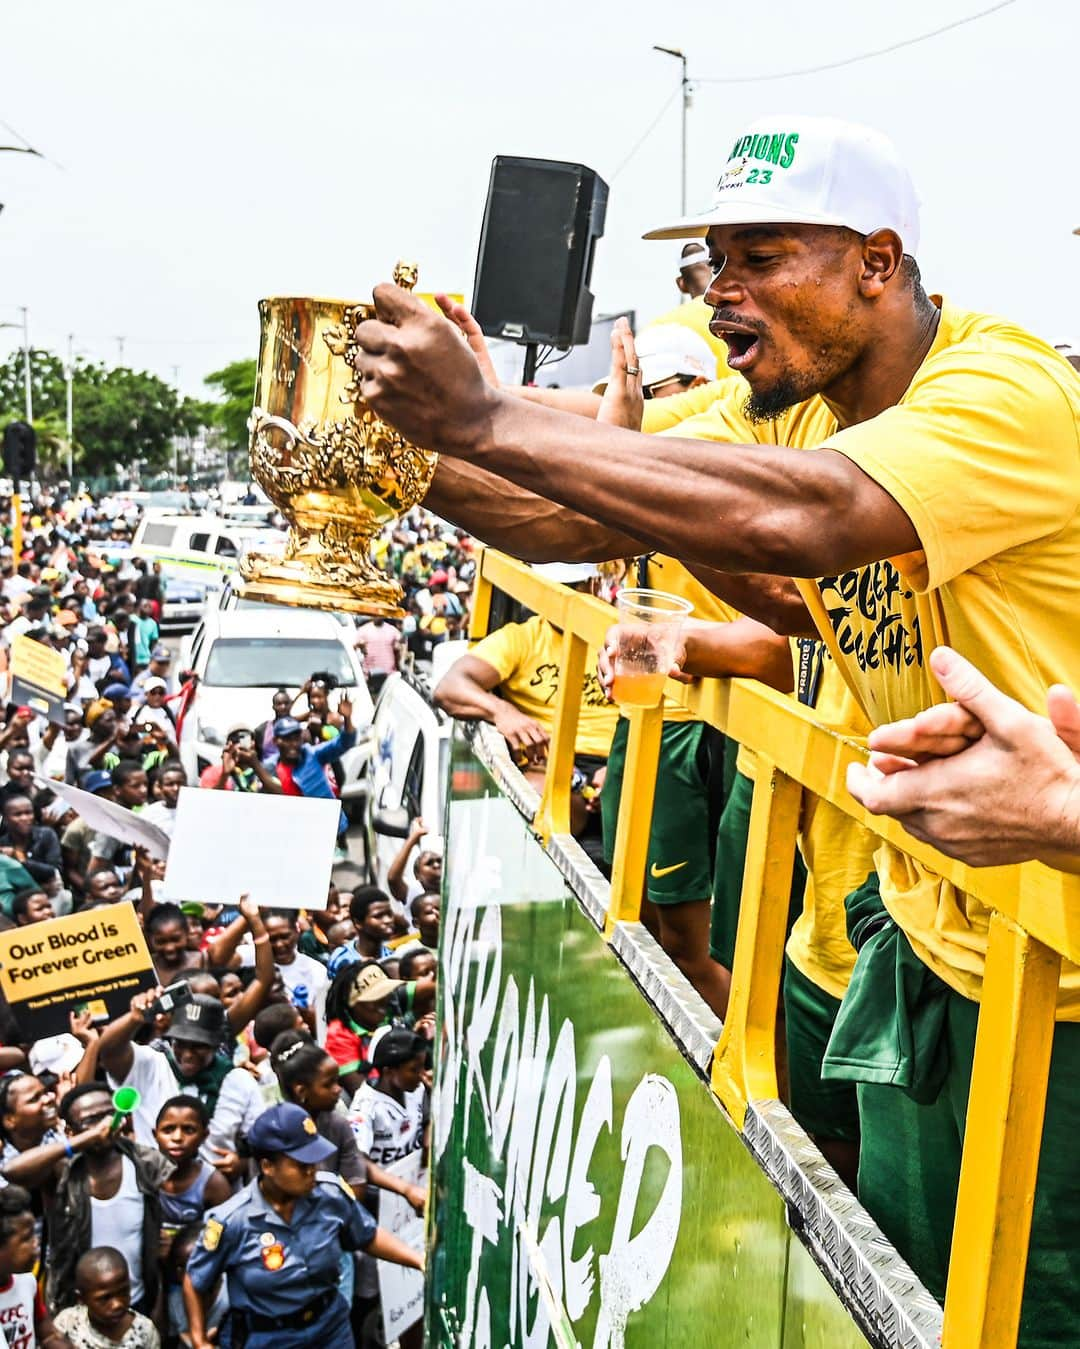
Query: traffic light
2 420 36 481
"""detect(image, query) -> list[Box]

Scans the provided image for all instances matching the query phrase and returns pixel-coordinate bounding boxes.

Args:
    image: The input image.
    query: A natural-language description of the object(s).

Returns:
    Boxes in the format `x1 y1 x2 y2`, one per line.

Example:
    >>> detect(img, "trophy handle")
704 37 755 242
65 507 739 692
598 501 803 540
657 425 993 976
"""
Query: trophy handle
248 408 304 451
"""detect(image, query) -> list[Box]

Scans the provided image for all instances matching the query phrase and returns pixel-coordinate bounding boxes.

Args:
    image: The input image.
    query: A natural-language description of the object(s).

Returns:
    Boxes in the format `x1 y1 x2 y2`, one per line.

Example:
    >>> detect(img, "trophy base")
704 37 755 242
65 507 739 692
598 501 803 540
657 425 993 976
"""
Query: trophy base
237 553 404 619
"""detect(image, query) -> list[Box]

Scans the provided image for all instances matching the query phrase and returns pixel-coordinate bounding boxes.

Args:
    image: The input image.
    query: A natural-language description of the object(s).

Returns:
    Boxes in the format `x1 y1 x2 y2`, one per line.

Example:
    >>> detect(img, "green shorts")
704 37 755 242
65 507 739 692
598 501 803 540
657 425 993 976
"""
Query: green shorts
601 718 724 905
856 989 1080 1344
782 957 859 1143
710 766 806 967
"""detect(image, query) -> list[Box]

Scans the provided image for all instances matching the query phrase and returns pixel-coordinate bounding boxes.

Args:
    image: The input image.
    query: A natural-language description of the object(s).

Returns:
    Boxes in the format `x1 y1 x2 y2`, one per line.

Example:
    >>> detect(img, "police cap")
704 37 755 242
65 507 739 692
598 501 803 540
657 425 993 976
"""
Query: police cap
247 1103 337 1163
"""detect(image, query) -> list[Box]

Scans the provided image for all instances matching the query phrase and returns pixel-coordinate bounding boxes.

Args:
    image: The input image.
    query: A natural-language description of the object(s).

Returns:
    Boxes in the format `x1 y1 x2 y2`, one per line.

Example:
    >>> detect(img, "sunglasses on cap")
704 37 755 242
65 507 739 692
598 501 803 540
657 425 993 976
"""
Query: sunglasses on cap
642 373 700 400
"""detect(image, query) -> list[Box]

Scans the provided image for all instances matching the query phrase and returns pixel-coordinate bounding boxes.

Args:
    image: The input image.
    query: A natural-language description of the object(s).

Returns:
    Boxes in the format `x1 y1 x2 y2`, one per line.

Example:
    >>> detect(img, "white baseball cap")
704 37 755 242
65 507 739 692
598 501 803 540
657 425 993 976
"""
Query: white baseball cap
645 115 920 255
637 325 715 385
592 324 716 394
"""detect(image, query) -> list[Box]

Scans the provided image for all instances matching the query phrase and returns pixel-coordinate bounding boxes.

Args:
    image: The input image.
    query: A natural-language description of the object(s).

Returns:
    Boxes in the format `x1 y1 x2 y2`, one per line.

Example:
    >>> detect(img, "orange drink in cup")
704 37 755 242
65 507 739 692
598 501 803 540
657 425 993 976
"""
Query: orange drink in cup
611 588 693 707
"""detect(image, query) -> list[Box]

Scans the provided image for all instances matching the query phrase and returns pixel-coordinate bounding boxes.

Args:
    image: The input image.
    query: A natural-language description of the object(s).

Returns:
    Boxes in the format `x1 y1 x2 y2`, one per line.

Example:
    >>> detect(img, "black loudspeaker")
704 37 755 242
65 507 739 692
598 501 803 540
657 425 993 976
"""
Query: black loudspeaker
472 156 608 351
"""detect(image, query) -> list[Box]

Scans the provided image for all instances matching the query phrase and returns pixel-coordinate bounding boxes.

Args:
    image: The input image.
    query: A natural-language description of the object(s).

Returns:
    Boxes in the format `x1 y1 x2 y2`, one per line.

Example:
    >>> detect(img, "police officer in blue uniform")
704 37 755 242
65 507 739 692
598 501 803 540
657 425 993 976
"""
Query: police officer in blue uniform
182 1102 423 1348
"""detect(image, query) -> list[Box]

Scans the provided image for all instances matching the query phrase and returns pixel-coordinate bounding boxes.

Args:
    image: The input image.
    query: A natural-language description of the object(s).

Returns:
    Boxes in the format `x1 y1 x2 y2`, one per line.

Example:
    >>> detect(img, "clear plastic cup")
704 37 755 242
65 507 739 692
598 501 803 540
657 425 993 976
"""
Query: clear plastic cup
612 588 693 707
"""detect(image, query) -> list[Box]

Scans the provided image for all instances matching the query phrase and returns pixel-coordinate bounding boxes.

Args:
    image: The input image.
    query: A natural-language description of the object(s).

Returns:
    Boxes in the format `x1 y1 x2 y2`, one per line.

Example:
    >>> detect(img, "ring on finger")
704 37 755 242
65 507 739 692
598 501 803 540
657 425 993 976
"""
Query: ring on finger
625 365 641 376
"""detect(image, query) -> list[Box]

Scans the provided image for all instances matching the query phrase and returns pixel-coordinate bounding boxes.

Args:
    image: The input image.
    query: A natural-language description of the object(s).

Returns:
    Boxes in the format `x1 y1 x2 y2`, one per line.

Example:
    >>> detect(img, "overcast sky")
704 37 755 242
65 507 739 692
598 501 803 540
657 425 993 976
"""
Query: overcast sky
3 0 1076 400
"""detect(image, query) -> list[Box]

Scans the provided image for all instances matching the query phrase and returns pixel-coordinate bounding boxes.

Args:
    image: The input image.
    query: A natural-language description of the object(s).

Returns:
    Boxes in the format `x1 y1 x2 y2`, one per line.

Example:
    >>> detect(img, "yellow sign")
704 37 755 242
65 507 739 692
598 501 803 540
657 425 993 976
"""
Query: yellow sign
0 901 155 1038
11 634 67 695
10 634 68 724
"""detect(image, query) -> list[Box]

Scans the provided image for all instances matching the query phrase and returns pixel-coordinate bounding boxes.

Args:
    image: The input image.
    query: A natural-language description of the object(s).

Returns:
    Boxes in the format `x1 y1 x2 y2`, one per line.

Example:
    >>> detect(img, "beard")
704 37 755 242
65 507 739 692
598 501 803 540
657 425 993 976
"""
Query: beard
742 376 809 424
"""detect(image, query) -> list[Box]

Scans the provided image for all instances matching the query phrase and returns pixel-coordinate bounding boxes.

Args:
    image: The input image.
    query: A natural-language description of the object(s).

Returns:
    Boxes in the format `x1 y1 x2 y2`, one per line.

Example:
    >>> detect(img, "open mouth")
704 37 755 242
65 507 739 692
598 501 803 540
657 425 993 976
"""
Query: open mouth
710 320 763 372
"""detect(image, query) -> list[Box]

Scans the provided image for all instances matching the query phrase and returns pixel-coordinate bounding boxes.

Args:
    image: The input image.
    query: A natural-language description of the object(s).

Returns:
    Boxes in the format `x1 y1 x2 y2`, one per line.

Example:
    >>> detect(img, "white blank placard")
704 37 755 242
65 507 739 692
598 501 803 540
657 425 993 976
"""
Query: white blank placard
163 787 341 910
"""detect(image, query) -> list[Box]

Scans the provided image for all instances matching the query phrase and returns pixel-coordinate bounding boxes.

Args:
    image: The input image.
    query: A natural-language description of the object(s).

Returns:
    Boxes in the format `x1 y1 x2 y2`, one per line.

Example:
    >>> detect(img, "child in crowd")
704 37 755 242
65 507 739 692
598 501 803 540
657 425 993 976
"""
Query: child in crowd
54 1247 159 1348
269 1035 366 1191
165 1224 227 1348
153 1098 231 1258
325 918 357 965
0 1184 68 1349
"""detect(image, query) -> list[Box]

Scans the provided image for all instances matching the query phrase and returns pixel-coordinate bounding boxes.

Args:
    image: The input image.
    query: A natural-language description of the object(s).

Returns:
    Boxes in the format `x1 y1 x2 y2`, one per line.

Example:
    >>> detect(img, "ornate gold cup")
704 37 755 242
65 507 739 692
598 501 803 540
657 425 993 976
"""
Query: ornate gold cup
238 263 438 617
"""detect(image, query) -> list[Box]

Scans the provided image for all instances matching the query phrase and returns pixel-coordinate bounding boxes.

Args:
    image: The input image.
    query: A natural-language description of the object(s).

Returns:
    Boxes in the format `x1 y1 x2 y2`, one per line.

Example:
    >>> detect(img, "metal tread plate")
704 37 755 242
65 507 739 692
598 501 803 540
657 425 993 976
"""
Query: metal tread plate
744 1098 945 1349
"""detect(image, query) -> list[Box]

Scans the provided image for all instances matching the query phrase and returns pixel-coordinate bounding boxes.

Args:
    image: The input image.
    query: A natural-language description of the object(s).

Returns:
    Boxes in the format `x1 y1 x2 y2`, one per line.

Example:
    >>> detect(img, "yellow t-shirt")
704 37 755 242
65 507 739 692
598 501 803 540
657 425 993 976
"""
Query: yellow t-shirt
470 614 618 759
648 298 728 376
786 648 875 1000
660 298 1080 1013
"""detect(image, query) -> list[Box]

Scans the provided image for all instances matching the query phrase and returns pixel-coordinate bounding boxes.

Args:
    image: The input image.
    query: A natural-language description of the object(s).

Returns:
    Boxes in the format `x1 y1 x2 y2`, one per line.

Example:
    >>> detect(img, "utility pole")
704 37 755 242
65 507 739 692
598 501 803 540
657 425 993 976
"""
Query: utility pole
65 333 75 481
171 366 181 486
653 46 690 217
116 336 125 363
18 306 32 423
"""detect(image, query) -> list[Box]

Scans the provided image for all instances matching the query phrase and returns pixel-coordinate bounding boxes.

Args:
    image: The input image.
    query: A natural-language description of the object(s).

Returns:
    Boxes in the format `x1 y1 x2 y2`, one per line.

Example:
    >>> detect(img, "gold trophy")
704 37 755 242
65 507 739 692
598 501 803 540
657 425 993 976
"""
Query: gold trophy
238 262 438 616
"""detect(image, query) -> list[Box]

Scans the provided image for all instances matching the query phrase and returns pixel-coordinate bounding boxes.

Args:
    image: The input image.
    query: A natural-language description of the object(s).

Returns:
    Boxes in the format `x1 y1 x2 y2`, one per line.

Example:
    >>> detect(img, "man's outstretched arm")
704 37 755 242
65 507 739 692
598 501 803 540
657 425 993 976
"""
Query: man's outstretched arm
427 460 811 632
354 286 918 580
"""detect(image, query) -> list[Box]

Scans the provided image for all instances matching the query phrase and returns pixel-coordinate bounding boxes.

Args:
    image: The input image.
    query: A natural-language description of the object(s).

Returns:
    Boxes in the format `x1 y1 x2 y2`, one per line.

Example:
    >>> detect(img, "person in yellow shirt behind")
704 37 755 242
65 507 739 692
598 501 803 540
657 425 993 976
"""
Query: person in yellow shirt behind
647 240 728 376
433 563 617 850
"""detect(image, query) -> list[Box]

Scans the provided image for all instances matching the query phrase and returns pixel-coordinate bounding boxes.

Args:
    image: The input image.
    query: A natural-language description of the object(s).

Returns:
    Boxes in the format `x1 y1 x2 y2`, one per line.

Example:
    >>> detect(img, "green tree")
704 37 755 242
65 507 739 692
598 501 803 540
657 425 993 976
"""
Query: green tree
0 350 67 420
0 349 209 479
204 359 257 454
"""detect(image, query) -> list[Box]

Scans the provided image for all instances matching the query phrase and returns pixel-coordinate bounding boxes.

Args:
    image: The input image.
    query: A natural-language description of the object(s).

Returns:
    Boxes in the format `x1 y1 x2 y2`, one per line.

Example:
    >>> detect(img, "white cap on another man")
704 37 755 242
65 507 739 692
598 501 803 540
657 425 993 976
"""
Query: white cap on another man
677 240 709 271
532 562 601 585
644 115 920 256
592 324 716 394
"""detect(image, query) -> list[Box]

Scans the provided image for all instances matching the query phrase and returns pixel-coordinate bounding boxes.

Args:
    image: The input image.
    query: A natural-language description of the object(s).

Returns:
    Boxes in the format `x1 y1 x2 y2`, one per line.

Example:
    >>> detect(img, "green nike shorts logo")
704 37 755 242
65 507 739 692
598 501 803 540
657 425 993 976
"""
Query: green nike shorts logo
650 861 689 879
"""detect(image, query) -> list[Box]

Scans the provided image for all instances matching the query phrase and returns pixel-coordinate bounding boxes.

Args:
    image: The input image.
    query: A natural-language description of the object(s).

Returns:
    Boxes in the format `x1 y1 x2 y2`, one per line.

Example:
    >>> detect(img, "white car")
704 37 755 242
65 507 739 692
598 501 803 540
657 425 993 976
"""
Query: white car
178 609 374 806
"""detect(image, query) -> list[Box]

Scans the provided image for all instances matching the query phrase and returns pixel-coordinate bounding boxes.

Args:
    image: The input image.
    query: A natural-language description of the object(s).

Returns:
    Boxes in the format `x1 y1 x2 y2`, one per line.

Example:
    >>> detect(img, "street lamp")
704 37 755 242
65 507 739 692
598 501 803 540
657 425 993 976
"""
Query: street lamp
653 46 690 217
64 334 75 481
0 309 32 422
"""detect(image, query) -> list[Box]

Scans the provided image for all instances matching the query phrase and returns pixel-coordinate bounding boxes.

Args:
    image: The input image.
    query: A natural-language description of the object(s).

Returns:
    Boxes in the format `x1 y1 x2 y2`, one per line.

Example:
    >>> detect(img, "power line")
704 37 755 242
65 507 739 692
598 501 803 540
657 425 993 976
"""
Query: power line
611 85 681 180
696 0 1017 84
612 1 1018 181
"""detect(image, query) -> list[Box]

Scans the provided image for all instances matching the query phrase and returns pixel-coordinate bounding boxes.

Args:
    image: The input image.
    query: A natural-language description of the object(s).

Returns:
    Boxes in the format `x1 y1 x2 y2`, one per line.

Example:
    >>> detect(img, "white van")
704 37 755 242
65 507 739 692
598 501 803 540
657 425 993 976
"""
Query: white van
130 511 285 584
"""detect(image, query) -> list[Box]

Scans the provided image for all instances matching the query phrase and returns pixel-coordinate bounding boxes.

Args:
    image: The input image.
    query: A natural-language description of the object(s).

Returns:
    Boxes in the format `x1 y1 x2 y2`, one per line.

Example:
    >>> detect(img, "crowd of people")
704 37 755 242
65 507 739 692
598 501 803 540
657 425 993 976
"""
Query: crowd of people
351 114 1080 1349
0 494 444 1347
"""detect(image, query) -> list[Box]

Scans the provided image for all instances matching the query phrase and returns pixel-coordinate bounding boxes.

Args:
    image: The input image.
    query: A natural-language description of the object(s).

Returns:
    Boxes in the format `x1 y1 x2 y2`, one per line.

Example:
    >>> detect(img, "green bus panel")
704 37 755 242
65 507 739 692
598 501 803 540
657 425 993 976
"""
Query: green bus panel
428 734 867 1348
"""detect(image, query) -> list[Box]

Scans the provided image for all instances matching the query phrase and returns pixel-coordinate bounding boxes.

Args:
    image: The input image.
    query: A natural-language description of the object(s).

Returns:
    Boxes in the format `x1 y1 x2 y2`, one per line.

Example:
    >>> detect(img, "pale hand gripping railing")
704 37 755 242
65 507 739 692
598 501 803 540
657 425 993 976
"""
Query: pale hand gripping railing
470 547 1080 1349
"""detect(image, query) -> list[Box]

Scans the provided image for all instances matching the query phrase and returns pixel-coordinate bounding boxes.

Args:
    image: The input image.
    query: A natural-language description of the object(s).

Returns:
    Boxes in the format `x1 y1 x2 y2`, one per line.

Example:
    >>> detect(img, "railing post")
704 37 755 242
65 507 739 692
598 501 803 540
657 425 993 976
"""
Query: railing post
605 705 663 935
534 627 586 842
942 912 1060 1349
468 552 494 640
711 760 801 1126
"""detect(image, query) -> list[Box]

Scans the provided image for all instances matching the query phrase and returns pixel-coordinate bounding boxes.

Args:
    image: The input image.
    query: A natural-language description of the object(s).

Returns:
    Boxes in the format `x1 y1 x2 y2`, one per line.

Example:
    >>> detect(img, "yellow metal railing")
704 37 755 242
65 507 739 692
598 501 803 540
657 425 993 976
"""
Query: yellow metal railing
469 547 1080 1349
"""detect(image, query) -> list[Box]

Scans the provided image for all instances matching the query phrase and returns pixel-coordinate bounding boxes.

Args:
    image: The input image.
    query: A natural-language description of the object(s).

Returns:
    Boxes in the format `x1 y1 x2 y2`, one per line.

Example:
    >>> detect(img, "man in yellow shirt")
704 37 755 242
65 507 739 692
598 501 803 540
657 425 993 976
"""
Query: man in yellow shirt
433 563 616 843
649 241 727 375
354 114 1080 1340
